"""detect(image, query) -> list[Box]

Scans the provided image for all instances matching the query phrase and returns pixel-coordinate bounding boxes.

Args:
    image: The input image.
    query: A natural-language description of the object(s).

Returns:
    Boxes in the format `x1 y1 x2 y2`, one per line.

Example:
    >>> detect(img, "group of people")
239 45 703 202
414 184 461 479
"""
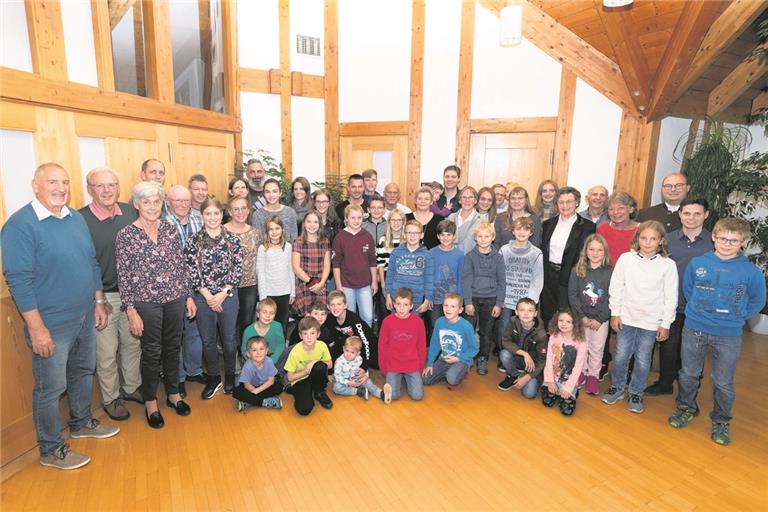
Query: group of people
2 159 764 471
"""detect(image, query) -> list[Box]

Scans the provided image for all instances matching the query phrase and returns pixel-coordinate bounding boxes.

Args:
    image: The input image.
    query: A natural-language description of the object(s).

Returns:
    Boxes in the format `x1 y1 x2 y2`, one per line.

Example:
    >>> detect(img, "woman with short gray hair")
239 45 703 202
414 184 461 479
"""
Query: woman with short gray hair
597 191 639 267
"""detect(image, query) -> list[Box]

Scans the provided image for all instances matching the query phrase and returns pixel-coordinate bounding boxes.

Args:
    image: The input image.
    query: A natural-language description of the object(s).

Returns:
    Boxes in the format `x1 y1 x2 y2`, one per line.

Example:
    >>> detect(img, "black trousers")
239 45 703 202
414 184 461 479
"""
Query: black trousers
269 294 291 334
134 298 185 402
232 381 283 406
541 263 569 327
656 312 686 387
287 363 328 416
237 285 259 341
464 297 497 358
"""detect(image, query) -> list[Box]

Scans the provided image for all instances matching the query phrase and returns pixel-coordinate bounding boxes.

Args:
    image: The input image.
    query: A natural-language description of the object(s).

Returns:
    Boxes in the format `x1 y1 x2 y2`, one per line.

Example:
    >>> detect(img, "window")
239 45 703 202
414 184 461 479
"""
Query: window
110 1 148 96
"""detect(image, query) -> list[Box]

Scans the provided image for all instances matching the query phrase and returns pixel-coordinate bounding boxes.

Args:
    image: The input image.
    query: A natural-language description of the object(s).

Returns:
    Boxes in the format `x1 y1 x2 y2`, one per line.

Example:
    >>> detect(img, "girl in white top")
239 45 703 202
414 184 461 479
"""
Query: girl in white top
602 220 678 414
257 216 295 332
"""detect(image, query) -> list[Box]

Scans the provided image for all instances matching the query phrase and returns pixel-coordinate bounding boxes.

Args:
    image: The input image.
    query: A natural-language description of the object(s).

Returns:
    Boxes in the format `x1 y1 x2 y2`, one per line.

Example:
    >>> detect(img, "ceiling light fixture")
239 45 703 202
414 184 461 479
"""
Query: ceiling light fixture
500 4 523 47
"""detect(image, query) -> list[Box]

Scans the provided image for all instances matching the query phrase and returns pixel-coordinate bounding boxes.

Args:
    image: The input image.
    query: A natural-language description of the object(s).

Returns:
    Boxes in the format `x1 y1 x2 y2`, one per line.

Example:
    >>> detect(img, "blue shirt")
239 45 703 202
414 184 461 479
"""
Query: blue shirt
429 245 464 304
667 228 713 313
427 316 479 367
239 358 278 387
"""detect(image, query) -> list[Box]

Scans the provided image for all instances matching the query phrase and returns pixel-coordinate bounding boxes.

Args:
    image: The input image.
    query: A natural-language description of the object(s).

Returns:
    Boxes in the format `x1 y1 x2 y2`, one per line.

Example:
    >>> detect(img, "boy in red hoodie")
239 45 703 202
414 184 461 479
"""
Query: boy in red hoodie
378 288 427 400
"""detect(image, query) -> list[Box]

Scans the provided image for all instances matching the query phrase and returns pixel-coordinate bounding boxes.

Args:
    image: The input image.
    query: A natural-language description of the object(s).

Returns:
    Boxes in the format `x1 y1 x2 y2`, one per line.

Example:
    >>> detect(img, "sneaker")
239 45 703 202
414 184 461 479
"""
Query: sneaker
585 376 599 396
40 444 90 470
628 394 644 413
237 401 249 413
356 386 369 400
601 386 624 405
201 377 223 400
476 357 488 376
121 388 144 404
103 399 129 421
224 373 235 395
644 382 673 396
559 397 577 416
447 383 459 391
497 361 506 373
70 419 120 439
382 383 392 404
577 373 587 389
314 391 333 409
497 375 518 391
598 365 609 382
177 381 187 399
541 388 559 408
668 408 696 429
185 373 207 384
262 397 283 409
711 422 731 446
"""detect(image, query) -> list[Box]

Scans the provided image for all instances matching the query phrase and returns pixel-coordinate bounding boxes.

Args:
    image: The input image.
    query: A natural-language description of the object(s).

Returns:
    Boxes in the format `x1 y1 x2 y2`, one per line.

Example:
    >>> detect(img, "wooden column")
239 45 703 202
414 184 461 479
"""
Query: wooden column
324 0 340 179
143 0 174 104
91 0 115 91
454 0 475 177
221 0 242 162
552 66 576 187
613 112 660 208
25 0 68 80
278 0 293 178
407 0 425 204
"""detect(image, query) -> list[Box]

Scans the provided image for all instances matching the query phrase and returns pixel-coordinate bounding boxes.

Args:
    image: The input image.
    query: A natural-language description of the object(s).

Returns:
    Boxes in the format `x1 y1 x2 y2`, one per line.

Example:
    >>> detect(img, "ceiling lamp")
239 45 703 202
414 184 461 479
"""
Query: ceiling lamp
500 4 523 47
603 0 633 7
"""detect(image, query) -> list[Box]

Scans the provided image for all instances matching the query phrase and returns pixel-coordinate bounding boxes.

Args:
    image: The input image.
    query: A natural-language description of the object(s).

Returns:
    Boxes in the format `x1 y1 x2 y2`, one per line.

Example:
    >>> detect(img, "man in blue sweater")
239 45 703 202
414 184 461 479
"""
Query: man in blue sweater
1 163 120 470
668 218 766 446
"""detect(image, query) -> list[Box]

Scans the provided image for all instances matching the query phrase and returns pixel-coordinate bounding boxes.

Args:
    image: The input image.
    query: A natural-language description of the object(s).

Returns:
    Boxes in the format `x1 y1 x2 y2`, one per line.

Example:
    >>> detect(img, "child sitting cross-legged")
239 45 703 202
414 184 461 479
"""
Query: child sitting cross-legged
233 336 283 411
283 317 333 416
422 292 478 390
332 336 392 403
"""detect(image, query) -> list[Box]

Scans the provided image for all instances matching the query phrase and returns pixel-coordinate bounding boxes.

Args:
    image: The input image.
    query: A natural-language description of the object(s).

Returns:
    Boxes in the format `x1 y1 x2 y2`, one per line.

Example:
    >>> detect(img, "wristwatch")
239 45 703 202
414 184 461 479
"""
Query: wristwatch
95 298 108 304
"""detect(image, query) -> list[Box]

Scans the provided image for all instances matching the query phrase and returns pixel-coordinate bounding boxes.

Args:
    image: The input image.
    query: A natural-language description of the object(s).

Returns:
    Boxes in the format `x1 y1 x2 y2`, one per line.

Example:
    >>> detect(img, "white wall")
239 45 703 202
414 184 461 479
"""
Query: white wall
420 0 462 184
290 0 324 75
291 96 325 186
568 79 623 209
1 130 36 216
471 7 561 119
237 0 279 69
1 0 32 72
78 137 107 203
240 92 282 165
60 0 98 86
338 0 412 122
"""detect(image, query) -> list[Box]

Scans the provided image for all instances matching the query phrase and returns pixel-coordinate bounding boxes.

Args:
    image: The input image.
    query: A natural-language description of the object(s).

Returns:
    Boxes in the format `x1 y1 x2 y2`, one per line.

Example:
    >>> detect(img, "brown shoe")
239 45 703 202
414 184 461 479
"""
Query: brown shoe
103 399 130 421
121 388 144 404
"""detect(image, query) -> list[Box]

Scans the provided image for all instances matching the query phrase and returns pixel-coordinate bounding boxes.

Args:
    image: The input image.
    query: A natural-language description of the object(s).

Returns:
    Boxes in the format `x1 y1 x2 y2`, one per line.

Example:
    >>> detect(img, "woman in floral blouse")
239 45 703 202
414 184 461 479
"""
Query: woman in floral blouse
223 195 259 340
185 199 244 399
116 181 196 429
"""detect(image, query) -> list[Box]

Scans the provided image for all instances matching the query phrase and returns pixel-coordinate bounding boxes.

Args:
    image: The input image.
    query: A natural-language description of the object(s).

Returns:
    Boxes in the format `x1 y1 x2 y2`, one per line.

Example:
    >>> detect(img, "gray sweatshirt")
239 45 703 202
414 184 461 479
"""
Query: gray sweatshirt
461 246 506 307
500 241 544 308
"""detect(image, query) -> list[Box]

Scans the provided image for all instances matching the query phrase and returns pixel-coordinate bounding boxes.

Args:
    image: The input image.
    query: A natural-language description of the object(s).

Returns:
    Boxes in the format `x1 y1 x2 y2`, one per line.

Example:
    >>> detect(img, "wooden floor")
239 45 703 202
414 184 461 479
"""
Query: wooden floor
2 332 767 511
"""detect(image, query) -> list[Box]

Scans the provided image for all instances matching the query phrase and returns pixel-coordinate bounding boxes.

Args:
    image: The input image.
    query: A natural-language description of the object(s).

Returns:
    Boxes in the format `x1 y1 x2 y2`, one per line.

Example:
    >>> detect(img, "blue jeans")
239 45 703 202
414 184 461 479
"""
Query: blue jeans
332 378 382 398
180 315 203 381
386 371 424 400
342 286 373 327
499 349 540 399
195 293 239 377
610 325 657 396
676 327 742 423
423 358 469 386
26 311 96 456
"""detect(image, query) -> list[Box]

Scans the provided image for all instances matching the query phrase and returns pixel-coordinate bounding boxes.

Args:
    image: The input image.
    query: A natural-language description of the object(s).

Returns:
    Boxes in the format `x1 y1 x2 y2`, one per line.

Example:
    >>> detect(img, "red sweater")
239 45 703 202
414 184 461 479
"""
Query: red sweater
597 223 637 267
331 228 377 288
378 314 426 374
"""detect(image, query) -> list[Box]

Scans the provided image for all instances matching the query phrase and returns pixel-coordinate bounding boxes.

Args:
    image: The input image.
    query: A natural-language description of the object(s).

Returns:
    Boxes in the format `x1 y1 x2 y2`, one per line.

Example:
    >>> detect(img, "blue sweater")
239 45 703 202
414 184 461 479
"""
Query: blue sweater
427 316 479 367
385 244 434 302
429 245 464 304
461 246 506 307
2 204 102 325
684 252 766 336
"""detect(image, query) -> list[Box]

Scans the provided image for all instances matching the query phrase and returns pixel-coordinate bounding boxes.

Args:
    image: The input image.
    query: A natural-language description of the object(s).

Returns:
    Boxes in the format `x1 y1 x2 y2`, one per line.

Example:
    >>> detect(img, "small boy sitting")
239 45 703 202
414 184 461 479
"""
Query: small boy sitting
423 292 478 389
283 317 333 416
379 287 427 400
234 336 283 411
333 336 392 403
497 298 548 399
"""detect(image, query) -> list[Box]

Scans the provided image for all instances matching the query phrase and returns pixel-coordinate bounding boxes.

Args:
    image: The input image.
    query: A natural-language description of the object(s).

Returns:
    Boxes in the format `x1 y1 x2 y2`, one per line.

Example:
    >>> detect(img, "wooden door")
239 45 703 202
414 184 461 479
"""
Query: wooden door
340 135 408 197
468 133 555 195
176 127 235 200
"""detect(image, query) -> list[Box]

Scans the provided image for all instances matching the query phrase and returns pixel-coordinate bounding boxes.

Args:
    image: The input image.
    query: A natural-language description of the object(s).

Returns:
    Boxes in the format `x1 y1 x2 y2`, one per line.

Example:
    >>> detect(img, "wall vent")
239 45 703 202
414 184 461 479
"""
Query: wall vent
296 35 321 56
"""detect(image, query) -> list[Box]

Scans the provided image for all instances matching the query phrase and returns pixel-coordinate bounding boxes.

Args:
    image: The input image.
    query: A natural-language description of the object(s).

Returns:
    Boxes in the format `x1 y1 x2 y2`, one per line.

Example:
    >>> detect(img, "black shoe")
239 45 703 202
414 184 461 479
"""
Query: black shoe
644 382 673 396
541 388 560 408
166 398 191 416
177 382 187 399
185 373 207 384
145 409 164 429
314 391 333 409
224 373 235 395
598 364 609 382
559 397 577 416
201 377 223 400
497 375 518 391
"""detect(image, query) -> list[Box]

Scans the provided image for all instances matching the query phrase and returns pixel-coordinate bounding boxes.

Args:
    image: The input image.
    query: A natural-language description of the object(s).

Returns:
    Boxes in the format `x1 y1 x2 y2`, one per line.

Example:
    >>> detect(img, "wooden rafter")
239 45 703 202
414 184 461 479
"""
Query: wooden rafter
592 0 651 111
646 0 728 120
109 0 136 30
752 89 768 114
708 47 768 118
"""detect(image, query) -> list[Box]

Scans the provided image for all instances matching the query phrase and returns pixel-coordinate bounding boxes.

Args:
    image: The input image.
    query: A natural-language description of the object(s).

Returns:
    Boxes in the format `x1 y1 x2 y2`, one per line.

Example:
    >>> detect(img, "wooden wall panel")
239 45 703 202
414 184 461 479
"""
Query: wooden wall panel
470 117 558 133
613 113 660 207
33 108 84 207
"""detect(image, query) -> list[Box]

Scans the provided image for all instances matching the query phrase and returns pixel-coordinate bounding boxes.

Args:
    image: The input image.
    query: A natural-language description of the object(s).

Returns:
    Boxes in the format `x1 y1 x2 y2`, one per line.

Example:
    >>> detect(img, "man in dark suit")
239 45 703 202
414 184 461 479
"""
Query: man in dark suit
540 186 596 326
636 172 689 233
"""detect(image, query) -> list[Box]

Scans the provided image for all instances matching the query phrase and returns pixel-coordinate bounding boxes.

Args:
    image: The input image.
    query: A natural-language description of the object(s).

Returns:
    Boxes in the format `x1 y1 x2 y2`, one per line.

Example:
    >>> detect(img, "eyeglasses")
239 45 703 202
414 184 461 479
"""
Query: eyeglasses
90 182 118 190
314 199 329 205
714 236 743 246
662 183 686 191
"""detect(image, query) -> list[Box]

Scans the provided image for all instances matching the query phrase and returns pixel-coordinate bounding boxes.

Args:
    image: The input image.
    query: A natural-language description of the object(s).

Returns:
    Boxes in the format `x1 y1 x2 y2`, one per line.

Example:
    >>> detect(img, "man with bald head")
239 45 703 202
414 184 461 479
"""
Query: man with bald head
140 159 166 185
637 172 689 233
382 182 412 219
163 184 205 395
79 167 140 421
579 185 609 225
2 163 119 470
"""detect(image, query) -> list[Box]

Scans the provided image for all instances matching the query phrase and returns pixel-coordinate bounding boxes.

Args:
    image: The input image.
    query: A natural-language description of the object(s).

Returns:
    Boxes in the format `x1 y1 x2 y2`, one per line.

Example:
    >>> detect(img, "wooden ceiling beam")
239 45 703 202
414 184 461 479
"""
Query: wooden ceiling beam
478 0 637 117
708 47 768 118
109 0 136 30
646 0 729 120
592 0 651 111
666 0 768 117
752 89 768 114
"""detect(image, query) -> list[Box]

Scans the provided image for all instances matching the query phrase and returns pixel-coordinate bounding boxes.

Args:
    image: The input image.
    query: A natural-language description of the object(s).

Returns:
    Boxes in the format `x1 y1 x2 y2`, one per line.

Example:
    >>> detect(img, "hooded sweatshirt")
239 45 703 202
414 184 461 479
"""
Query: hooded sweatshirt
461 246 506 307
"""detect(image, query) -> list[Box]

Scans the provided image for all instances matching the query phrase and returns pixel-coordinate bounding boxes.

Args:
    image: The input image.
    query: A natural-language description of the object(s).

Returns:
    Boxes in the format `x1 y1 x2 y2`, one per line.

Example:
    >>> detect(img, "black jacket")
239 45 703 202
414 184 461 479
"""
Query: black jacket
541 215 596 286
500 316 548 378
